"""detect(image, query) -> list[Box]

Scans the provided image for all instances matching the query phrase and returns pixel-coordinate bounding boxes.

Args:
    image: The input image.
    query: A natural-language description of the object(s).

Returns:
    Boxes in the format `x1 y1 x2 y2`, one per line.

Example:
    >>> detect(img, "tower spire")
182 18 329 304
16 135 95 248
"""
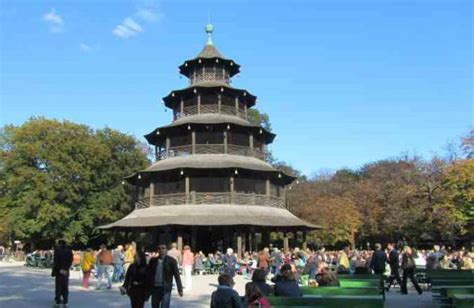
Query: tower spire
205 19 214 46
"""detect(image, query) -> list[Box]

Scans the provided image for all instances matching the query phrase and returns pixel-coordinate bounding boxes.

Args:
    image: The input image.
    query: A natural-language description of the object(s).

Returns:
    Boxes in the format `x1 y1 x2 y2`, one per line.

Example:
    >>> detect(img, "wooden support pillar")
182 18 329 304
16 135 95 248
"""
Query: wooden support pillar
177 232 183 251
302 231 307 250
149 182 154 206
234 97 239 116
249 134 254 150
283 232 289 253
154 145 158 161
244 104 248 119
247 233 252 252
223 131 228 154
237 234 243 259
185 177 190 204
230 176 234 204
293 231 298 249
242 233 247 254
252 232 258 252
191 131 196 154
180 97 184 114
197 94 201 114
165 137 170 157
218 94 222 114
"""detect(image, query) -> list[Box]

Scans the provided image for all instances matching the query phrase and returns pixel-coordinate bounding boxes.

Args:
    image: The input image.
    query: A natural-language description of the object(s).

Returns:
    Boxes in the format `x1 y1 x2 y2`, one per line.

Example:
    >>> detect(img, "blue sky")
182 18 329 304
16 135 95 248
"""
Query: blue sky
1 0 472 176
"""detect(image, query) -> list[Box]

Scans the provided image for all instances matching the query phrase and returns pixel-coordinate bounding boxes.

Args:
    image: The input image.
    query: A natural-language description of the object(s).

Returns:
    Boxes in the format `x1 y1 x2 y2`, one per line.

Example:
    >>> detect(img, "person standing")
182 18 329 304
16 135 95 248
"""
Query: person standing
81 248 95 289
122 250 148 308
123 243 135 275
97 244 113 289
182 245 194 291
386 243 402 291
222 248 238 278
370 243 387 275
51 240 73 307
400 246 422 295
112 245 124 283
257 248 271 276
146 243 183 308
167 242 182 265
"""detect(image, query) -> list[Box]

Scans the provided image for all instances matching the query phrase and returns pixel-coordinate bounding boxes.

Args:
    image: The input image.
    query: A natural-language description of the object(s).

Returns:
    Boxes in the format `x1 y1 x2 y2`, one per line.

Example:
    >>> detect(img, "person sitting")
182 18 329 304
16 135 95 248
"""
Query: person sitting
249 269 272 296
273 266 302 297
244 282 270 308
210 273 243 308
316 266 340 287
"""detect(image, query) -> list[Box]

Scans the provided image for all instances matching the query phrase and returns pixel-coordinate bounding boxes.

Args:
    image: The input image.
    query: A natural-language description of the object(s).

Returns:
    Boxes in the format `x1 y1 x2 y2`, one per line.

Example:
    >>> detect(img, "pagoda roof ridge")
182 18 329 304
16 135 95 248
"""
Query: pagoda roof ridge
196 43 223 59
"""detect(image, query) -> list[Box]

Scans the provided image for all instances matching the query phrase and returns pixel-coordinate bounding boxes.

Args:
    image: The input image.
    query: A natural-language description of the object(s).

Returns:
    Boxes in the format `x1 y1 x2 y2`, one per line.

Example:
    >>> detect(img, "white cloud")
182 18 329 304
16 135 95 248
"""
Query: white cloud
112 8 162 39
79 43 92 52
43 8 64 33
135 8 162 22
113 17 143 39
123 17 143 33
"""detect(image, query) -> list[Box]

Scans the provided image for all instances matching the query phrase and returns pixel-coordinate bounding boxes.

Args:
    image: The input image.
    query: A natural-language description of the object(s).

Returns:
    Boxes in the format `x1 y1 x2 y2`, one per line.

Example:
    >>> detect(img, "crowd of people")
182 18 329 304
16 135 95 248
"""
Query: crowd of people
47 240 474 307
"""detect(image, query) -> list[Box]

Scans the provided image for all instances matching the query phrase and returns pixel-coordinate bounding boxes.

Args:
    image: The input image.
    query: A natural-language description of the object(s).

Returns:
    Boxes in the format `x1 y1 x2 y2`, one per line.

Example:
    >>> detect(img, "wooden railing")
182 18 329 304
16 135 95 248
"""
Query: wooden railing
136 192 285 209
176 105 247 121
158 144 266 160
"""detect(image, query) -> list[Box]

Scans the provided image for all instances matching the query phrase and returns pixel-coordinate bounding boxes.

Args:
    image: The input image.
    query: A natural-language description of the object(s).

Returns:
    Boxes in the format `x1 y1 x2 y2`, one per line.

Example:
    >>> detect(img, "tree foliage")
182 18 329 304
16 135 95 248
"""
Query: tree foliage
0 118 148 247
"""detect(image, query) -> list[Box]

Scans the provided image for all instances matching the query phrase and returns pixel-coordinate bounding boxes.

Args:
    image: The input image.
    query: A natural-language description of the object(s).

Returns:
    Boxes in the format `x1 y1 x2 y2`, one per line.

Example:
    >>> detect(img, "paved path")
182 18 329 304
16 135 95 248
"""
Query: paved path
0 262 436 307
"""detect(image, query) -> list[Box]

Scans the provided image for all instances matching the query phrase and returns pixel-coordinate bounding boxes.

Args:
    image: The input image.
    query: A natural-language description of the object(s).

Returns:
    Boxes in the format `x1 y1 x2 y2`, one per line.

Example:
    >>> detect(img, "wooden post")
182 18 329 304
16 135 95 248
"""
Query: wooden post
185 177 190 204
230 176 234 204
252 232 258 252
234 97 239 116
237 234 243 259
283 232 289 253
165 137 170 157
149 182 154 206
293 231 298 249
191 131 196 154
223 131 228 154
180 97 184 115
177 233 183 251
302 231 307 250
244 104 248 119
249 134 254 150
218 94 222 114
242 232 247 254
197 94 201 114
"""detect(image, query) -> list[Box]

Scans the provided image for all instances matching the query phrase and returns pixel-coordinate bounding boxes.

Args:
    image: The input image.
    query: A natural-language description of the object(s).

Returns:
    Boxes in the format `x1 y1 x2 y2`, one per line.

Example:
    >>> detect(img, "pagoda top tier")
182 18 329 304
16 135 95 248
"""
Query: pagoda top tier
178 24 241 84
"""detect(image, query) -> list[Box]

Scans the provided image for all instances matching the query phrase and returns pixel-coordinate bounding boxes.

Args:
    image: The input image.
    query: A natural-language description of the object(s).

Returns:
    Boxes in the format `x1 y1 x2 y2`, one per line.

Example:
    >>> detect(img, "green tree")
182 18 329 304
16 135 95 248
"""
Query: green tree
0 118 148 247
247 108 272 132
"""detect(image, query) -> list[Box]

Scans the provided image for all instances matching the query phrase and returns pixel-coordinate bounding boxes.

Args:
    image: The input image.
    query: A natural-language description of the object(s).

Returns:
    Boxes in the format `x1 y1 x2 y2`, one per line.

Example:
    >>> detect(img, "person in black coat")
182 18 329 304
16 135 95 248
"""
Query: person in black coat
400 246 422 295
51 240 73 307
146 244 183 308
249 269 272 296
210 273 244 308
370 243 387 275
122 250 148 308
274 267 302 297
386 243 402 291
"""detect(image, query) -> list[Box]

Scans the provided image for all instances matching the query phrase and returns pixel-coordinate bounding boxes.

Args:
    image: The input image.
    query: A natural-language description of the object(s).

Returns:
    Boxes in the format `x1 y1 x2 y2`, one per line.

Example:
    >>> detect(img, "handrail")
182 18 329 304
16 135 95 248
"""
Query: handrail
136 192 285 209
175 104 247 121
158 144 266 160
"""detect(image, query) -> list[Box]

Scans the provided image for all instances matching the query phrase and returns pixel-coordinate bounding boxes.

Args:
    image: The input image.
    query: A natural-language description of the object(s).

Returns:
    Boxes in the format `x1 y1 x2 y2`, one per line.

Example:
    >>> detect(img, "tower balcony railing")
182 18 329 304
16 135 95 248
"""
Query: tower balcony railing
136 192 285 209
175 105 247 121
189 72 230 85
159 144 266 161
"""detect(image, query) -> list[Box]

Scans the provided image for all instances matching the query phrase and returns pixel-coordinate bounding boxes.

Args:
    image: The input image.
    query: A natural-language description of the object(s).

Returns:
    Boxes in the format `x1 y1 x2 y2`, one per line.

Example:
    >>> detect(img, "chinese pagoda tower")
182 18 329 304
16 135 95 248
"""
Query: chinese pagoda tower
102 24 319 254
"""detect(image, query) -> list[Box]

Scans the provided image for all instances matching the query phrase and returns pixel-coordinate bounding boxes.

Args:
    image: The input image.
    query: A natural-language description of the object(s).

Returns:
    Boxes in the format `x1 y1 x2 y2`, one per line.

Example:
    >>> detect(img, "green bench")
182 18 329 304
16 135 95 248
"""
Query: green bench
268 295 384 307
339 279 380 288
431 280 474 288
338 274 384 280
452 294 474 308
301 287 380 296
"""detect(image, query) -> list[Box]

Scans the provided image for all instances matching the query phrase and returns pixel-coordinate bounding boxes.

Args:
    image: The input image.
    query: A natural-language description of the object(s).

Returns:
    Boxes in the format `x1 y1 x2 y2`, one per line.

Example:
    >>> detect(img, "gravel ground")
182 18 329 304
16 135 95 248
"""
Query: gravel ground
0 261 436 307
